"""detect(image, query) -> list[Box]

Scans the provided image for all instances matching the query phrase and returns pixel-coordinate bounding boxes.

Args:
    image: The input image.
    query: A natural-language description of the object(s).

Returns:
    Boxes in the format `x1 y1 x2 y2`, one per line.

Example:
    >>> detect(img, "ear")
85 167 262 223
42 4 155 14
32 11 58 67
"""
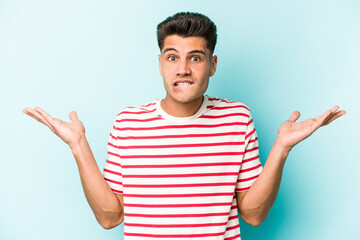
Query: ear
158 54 163 76
209 55 217 77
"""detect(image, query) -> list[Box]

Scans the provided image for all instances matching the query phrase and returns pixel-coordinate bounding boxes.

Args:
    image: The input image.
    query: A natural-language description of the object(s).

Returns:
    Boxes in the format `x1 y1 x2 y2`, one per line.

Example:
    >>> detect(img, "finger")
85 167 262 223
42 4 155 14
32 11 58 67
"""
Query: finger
315 109 334 128
289 111 300 122
23 107 56 132
69 111 78 122
330 105 340 113
24 107 49 124
319 106 342 126
34 107 57 132
321 106 338 121
323 110 346 126
35 107 55 125
23 107 45 122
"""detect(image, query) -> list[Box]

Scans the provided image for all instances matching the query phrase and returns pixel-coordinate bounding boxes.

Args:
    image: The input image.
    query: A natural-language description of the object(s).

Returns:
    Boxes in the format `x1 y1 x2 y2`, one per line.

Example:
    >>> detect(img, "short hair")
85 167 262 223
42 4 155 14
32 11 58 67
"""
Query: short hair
157 12 217 54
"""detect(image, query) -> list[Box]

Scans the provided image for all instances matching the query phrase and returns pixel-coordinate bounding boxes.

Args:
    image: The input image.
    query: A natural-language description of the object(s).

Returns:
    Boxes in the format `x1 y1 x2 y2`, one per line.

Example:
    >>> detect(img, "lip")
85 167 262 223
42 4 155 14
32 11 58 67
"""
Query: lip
173 80 194 87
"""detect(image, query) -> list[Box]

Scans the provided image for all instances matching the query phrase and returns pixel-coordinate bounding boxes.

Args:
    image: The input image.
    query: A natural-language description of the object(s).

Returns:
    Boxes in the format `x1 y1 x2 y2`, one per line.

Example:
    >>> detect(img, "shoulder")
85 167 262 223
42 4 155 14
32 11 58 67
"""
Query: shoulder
114 100 159 121
206 96 251 116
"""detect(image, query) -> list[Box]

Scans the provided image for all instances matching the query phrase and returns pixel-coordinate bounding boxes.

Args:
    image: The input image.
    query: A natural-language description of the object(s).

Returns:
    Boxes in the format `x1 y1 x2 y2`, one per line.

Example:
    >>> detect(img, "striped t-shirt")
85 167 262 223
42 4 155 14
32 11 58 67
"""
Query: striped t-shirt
103 96 262 240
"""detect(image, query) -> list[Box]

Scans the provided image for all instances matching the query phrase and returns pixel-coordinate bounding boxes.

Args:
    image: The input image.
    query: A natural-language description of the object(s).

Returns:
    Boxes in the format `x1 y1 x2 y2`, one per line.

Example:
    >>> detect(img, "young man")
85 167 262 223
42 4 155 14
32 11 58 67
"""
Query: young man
23 12 345 240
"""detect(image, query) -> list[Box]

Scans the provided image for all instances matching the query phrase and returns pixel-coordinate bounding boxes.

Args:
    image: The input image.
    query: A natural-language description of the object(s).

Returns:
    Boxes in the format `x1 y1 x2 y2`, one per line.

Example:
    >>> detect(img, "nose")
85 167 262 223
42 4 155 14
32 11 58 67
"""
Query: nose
176 59 191 76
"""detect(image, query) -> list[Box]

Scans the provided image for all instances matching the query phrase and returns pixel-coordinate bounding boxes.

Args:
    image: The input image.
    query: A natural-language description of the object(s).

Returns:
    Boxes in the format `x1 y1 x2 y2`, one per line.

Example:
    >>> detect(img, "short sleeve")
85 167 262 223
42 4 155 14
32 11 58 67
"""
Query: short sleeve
103 118 123 194
235 112 262 192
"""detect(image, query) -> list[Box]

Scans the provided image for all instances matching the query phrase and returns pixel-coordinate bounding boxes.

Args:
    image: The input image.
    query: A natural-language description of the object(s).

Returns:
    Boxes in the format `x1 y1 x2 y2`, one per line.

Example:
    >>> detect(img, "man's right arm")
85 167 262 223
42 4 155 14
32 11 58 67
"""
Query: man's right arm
71 135 124 229
23 107 124 229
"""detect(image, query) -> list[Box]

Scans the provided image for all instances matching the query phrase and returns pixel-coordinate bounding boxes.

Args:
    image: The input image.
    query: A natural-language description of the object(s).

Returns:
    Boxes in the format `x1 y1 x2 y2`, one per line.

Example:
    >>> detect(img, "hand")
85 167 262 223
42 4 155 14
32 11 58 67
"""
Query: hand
276 106 346 152
23 107 85 149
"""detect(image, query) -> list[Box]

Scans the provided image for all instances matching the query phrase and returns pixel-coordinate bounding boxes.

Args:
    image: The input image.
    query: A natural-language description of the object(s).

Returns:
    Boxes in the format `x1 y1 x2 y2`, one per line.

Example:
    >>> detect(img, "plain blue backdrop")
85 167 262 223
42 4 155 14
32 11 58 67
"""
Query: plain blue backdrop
1 0 359 239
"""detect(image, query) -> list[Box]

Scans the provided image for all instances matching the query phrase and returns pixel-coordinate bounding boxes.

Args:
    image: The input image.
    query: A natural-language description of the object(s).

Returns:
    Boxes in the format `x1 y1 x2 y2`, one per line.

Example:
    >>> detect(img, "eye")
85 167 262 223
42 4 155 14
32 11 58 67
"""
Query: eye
191 56 201 62
168 56 177 61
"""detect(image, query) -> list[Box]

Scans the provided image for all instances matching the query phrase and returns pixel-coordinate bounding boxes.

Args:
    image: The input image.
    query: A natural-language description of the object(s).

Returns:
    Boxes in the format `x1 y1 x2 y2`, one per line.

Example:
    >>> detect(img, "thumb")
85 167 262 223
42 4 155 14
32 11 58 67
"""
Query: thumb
289 111 300 122
69 111 78 122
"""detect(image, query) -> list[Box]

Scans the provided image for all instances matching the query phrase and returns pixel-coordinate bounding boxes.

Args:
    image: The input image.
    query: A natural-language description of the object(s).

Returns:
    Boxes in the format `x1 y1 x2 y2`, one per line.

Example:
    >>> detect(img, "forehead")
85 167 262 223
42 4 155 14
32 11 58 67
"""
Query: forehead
162 35 209 54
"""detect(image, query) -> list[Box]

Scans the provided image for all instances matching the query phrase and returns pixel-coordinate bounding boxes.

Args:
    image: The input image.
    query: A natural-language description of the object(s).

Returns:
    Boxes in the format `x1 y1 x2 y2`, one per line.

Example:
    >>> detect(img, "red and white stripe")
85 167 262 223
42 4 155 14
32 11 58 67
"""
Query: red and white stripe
104 96 262 240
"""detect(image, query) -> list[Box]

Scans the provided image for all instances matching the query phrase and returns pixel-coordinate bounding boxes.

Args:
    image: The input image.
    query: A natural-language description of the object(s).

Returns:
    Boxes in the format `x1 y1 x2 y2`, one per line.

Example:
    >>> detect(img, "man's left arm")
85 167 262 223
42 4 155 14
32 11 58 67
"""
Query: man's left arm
237 106 346 226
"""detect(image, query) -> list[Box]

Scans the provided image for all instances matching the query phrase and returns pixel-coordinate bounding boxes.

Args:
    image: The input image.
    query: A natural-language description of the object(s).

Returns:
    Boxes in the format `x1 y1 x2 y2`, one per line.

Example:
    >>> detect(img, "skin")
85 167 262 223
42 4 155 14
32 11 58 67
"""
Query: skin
22 108 124 229
23 34 346 228
159 35 217 117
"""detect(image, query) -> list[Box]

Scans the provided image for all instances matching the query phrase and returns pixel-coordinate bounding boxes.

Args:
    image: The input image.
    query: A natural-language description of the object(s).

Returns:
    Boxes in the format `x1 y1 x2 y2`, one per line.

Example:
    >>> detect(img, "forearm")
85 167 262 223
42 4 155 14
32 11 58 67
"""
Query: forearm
71 135 124 228
238 139 289 225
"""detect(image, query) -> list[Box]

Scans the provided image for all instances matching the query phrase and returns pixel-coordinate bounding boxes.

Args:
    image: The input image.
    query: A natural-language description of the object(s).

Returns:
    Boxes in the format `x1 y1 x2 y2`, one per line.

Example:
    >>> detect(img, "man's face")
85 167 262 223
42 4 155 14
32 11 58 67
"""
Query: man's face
158 35 217 105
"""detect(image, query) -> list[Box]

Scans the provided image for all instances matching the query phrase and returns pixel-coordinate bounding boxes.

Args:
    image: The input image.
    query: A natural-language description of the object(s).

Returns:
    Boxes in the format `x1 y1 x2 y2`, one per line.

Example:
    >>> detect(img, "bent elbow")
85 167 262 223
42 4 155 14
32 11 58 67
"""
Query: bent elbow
245 218 264 227
97 212 124 230
100 221 115 230
241 212 267 227
99 217 124 230
100 222 117 230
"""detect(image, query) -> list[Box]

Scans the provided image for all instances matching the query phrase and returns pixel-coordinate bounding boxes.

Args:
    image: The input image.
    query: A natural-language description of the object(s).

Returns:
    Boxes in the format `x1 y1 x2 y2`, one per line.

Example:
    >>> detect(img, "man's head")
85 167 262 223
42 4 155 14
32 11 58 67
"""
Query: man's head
157 12 217 55
157 12 218 115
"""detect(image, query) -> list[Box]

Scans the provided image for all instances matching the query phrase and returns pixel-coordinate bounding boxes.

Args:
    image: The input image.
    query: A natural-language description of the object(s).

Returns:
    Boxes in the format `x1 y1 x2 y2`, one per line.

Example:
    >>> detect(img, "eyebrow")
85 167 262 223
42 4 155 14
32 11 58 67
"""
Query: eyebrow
162 48 206 56
163 48 178 54
188 50 206 55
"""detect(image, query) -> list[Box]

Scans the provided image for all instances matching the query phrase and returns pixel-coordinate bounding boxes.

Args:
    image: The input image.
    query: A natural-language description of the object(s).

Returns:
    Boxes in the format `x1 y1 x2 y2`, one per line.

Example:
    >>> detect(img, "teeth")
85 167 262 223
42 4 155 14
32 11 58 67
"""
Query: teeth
176 82 191 86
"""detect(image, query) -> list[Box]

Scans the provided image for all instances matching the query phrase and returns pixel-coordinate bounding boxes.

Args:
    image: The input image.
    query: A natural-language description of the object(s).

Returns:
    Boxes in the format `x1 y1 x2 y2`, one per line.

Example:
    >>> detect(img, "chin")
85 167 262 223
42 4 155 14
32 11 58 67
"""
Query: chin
172 94 203 105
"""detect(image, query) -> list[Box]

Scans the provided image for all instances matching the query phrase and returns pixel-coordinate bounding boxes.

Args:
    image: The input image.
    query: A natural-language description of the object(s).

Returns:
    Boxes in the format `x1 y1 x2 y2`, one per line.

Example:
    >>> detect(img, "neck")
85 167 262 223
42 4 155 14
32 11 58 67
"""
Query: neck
160 96 204 117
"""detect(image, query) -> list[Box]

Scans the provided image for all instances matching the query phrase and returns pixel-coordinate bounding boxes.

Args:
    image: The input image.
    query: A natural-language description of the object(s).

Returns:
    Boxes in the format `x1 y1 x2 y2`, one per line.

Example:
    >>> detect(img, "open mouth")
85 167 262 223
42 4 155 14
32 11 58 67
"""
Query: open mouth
174 81 193 87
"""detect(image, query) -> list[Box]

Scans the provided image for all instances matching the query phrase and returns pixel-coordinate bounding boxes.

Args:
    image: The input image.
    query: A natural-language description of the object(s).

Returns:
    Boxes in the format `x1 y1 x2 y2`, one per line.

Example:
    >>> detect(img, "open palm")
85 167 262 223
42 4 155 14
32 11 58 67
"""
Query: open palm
23 107 85 148
277 106 346 151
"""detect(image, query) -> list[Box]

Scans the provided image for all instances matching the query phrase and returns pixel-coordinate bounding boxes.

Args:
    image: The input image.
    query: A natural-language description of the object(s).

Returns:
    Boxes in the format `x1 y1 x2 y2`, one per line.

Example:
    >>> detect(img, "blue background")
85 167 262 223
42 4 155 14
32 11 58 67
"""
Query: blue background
1 0 359 239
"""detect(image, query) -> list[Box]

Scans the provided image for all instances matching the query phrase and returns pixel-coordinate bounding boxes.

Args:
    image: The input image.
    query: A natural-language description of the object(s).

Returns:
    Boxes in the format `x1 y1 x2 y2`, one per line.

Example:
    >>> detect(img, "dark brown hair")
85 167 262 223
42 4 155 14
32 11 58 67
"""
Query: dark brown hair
157 12 217 54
